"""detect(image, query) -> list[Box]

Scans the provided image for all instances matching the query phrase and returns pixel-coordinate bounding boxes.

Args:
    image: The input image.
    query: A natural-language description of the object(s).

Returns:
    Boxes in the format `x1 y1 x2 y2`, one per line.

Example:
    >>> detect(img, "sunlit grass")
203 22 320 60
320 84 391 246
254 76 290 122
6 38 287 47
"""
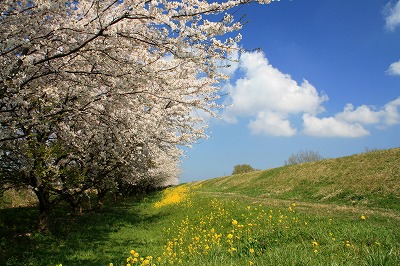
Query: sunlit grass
114 186 399 266
198 148 400 210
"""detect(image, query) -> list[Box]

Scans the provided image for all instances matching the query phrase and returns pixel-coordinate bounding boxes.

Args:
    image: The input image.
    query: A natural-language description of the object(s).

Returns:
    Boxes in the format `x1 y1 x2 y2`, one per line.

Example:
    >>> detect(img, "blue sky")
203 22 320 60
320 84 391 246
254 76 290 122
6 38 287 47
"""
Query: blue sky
180 0 400 183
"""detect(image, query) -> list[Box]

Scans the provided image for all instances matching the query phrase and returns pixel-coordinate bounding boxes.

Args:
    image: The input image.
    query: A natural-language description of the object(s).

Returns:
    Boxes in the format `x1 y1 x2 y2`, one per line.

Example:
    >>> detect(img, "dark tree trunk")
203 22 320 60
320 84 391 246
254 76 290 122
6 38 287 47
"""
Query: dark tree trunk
97 189 107 209
35 187 52 233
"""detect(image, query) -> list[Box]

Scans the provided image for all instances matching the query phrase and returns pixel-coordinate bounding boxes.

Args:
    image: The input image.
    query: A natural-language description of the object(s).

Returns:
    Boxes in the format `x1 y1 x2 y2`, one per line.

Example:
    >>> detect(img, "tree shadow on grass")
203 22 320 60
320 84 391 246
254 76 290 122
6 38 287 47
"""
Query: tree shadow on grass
0 197 170 265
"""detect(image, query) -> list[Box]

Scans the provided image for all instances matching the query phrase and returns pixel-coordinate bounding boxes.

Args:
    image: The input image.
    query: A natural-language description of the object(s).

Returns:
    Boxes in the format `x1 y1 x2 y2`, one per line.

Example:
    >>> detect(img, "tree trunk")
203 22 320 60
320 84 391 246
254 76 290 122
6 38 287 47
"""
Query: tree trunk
38 205 51 233
35 187 52 233
96 188 108 209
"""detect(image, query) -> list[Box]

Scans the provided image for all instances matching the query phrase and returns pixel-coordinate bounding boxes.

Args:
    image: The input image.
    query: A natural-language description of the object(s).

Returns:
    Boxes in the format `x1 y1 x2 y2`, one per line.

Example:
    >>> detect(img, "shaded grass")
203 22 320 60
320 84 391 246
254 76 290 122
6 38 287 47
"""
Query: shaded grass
0 196 171 266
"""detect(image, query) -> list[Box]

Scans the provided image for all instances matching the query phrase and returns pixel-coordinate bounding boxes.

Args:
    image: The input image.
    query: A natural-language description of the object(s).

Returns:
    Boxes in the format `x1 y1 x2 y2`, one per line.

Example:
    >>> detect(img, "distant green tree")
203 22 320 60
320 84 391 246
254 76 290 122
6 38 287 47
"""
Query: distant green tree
232 164 256 175
284 150 324 166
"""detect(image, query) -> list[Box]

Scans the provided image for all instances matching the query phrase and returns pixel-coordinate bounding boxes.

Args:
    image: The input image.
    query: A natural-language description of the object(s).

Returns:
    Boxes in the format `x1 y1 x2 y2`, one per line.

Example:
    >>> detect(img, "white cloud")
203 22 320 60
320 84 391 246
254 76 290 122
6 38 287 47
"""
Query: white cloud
383 97 400 125
249 112 296 137
223 51 327 135
387 60 400 75
335 104 382 124
220 51 400 138
302 114 370 138
385 0 400 31
301 97 400 137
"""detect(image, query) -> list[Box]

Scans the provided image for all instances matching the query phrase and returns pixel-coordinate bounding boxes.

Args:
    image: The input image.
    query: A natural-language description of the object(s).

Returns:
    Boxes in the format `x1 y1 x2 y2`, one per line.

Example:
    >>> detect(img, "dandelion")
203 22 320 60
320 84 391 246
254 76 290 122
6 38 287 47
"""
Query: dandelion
314 249 318 253
361 215 366 220
312 241 318 247
249 248 255 253
232 219 238 226
227 233 233 239
249 261 254 265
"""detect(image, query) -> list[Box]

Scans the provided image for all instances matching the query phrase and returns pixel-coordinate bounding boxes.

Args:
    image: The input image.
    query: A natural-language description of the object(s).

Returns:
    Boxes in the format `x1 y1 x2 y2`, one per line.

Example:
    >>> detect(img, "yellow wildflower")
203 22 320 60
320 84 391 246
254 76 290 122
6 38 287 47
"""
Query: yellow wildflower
361 215 366 220
232 219 238 226
141 259 150 266
227 233 233 239
249 248 255 253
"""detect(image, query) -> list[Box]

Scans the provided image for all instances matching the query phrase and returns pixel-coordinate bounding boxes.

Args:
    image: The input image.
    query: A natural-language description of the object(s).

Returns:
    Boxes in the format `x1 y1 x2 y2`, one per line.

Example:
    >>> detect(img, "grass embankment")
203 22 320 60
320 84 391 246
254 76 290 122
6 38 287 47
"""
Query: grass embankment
197 148 400 211
0 148 399 265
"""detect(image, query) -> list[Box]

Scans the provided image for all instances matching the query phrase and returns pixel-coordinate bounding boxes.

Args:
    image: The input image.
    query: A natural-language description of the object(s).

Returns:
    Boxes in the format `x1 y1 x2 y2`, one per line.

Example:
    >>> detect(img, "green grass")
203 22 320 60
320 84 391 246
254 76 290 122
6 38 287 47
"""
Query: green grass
197 148 400 210
1 148 399 265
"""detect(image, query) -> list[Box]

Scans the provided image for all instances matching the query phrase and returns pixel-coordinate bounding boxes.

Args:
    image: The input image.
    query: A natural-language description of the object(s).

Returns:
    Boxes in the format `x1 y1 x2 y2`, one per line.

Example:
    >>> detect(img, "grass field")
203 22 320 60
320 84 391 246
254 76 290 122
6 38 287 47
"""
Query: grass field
1 148 399 265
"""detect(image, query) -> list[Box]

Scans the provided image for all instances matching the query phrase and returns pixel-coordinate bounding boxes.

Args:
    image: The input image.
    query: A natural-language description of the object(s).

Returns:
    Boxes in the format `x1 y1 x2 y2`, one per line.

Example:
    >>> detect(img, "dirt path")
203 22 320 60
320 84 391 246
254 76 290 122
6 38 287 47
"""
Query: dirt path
197 191 400 221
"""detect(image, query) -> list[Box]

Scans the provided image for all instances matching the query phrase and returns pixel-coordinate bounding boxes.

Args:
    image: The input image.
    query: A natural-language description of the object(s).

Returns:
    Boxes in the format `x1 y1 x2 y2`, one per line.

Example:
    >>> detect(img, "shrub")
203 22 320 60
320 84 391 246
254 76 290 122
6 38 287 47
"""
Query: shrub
284 150 324 166
232 164 256 175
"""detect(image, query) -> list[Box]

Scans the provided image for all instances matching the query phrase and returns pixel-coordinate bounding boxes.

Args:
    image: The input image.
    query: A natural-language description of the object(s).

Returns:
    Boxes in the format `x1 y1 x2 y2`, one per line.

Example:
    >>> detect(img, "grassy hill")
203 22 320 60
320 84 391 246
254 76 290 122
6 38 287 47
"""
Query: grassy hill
1 148 399 265
195 148 400 211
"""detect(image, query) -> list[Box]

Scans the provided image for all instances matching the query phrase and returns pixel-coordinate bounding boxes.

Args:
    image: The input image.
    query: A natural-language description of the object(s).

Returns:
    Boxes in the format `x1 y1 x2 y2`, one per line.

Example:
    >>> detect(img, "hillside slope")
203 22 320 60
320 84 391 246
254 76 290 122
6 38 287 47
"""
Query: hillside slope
195 148 400 210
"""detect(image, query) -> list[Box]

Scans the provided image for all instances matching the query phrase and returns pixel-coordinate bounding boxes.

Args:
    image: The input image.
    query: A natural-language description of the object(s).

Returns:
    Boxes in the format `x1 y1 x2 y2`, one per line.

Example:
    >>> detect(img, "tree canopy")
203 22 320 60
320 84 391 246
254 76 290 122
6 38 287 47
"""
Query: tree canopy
0 0 271 231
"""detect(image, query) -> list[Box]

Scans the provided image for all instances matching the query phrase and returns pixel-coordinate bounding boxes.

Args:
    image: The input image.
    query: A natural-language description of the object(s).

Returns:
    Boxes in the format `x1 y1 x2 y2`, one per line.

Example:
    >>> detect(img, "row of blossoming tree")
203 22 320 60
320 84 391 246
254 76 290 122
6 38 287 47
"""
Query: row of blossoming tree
0 0 271 232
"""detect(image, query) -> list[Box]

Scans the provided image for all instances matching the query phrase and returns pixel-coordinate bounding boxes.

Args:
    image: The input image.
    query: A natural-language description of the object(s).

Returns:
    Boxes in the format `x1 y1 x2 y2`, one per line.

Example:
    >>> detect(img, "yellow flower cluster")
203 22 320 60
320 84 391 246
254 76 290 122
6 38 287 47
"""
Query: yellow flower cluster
125 250 158 266
153 185 192 208
120 195 384 265
152 198 300 265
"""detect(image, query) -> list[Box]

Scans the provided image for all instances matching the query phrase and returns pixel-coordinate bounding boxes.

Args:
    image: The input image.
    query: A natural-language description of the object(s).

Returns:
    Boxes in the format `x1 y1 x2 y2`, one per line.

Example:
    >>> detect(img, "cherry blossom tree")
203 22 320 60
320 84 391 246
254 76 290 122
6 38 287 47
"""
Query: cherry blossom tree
0 0 271 231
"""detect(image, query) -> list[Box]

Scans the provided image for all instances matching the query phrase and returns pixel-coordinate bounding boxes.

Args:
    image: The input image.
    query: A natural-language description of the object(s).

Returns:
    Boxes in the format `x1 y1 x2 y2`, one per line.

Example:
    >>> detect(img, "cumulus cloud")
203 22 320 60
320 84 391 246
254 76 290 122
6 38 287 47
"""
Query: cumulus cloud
223 51 327 136
335 104 382 124
387 60 400 76
249 111 297 137
302 114 370 138
221 51 400 138
383 97 400 125
302 97 400 137
385 0 400 31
